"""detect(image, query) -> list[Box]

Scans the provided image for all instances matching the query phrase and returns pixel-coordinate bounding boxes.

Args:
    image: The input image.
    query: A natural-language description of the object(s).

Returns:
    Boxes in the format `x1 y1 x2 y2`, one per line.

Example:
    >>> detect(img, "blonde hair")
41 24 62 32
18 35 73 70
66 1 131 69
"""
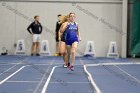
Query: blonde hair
60 15 68 23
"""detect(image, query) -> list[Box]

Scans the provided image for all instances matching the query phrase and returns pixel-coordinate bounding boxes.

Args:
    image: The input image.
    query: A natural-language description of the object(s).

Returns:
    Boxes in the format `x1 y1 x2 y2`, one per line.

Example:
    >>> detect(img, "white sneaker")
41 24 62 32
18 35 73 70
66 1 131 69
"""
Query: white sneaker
63 64 67 68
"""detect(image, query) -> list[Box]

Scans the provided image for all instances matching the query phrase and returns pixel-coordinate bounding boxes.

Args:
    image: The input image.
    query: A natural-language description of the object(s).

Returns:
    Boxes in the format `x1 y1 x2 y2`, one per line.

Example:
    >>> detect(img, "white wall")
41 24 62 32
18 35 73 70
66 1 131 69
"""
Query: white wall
0 1 123 57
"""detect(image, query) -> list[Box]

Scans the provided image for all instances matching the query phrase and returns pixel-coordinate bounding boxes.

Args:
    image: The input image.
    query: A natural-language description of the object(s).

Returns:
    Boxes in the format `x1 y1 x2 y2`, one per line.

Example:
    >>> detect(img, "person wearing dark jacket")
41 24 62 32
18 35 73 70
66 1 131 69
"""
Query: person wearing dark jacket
27 15 42 56
55 14 62 55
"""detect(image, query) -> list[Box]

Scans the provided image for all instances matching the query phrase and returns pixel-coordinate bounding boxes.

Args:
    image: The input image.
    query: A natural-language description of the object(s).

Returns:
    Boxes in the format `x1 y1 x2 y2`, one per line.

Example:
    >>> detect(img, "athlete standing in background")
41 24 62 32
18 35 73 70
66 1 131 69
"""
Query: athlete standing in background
55 14 62 56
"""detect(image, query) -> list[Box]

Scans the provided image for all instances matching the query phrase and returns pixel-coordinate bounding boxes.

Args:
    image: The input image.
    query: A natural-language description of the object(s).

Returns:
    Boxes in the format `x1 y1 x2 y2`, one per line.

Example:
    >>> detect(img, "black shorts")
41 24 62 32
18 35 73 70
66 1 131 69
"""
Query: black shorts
55 33 59 42
61 34 65 42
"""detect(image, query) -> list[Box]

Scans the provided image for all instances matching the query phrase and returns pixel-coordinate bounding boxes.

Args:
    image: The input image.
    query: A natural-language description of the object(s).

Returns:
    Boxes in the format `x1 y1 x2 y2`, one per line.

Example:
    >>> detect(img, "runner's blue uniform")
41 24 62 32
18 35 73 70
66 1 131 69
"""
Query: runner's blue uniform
65 22 78 45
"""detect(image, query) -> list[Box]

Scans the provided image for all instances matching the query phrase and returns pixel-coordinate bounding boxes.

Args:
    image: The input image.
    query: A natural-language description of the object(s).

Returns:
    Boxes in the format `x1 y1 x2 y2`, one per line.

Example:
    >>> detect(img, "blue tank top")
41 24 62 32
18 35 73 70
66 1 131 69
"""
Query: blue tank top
65 22 78 40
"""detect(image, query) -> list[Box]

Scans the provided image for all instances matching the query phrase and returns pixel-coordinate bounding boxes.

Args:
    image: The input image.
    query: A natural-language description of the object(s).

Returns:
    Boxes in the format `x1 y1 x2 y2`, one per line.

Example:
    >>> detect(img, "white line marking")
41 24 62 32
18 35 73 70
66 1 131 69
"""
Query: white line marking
84 65 101 93
83 62 140 93
31 63 83 66
41 66 58 93
0 63 25 65
6 81 39 83
0 66 26 85
50 82 89 84
80 58 100 93
114 65 140 84
0 63 83 66
0 63 22 76
85 62 140 67
0 57 28 76
33 61 54 93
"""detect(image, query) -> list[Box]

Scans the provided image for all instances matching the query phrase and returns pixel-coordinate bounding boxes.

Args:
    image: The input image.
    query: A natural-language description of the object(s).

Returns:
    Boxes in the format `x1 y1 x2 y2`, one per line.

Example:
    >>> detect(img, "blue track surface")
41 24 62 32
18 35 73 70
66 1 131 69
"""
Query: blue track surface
87 65 140 93
47 66 93 93
0 55 140 93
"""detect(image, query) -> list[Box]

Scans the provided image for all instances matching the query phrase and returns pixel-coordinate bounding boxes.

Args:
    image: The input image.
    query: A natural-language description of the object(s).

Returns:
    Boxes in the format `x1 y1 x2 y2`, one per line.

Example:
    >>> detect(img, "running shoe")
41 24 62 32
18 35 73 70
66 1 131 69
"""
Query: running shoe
36 53 40 56
67 62 70 67
31 53 33 56
68 65 74 71
63 64 67 68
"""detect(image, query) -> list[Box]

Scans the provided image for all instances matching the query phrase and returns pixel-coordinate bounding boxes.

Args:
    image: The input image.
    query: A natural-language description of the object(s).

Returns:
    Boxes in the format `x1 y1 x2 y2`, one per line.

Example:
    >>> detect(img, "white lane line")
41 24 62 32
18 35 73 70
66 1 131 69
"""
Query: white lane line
33 61 54 93
41 66 58 93
6 81 39 83
0 63 83 66
84 65 101 93
114 65 140 84
80 59 101 93
85 62 140 67
83 62 140 93
0 63 26 65
50 82 89 84
0 63 81 66
0 63 22 76
0 57 28 76
0 66 26 85
31 63 83 66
